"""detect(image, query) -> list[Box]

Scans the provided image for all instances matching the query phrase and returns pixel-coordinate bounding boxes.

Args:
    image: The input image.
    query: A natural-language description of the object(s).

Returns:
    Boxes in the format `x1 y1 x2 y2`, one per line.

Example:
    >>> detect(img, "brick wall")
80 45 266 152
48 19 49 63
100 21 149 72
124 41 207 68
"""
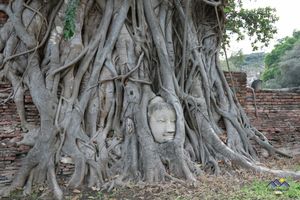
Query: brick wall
0 82 75 183
0 83 38 184
245 89 300 151
224 71 300 154
224 71 248 106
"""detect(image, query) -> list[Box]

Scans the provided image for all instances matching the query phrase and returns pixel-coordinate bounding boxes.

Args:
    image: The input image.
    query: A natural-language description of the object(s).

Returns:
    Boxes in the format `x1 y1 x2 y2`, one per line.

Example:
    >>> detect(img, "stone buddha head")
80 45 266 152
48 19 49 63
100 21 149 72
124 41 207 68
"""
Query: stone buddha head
148 97 176 143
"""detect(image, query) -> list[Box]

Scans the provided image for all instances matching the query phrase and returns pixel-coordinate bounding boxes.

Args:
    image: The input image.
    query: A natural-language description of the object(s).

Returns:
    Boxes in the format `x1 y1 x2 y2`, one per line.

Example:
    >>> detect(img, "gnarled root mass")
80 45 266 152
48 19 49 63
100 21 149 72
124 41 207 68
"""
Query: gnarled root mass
0 0 299 199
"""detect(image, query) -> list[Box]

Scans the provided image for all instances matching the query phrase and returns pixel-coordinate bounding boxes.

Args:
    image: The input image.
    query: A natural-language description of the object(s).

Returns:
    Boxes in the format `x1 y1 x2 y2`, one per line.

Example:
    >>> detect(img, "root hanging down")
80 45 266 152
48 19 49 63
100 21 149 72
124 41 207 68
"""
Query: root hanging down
0 0 299 199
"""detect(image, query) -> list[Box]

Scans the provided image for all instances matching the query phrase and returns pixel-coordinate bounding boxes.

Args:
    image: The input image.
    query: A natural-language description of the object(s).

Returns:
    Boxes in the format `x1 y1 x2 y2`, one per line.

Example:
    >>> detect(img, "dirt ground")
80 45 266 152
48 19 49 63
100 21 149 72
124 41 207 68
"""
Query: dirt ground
3 155 300 200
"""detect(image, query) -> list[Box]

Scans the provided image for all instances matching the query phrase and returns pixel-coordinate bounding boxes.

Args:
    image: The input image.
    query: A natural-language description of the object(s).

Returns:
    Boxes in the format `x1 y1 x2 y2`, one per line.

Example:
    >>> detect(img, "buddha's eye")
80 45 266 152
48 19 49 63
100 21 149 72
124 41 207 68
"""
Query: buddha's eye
158 119 166 122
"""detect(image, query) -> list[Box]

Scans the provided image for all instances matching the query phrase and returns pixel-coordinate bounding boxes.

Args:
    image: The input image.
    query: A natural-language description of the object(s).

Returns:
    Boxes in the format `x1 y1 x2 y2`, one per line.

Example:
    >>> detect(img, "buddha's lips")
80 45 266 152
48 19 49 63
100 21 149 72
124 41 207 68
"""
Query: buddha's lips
162 133 175 139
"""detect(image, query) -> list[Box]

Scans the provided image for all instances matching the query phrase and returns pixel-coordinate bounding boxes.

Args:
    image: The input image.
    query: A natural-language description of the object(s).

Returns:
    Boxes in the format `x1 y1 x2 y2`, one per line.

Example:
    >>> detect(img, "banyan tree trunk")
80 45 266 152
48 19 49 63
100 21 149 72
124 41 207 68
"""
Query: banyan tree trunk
0 0 299 199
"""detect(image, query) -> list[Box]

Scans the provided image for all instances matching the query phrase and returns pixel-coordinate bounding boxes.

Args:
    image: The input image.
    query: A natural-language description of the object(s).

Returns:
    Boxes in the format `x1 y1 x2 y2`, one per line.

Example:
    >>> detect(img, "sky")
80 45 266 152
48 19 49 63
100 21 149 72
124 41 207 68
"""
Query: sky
228 0 300 55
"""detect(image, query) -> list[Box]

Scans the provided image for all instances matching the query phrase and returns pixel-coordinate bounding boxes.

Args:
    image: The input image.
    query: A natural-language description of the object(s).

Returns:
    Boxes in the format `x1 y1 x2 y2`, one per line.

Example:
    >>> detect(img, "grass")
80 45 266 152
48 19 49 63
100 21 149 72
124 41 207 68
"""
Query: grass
6 188 40 200
230 178 300 200
293 165 300 171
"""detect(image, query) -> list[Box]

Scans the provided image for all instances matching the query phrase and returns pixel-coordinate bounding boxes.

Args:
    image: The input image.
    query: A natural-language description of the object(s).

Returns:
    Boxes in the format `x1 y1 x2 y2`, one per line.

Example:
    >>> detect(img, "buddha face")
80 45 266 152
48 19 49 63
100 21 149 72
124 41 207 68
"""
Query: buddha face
148 97 176 143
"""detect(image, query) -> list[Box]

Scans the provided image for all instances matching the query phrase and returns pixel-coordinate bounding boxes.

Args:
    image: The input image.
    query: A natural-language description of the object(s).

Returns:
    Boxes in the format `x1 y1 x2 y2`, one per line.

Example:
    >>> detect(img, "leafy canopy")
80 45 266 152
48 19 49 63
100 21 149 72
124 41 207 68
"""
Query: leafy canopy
224 0 278 51
262 30 300 84
278 40 300 87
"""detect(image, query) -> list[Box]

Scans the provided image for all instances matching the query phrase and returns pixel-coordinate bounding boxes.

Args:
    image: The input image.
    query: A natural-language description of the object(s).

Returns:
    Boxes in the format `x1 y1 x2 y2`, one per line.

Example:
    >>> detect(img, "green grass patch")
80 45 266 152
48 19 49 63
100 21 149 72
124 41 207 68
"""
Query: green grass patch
293 165 300 171
230 178 300 200
5 188 41 200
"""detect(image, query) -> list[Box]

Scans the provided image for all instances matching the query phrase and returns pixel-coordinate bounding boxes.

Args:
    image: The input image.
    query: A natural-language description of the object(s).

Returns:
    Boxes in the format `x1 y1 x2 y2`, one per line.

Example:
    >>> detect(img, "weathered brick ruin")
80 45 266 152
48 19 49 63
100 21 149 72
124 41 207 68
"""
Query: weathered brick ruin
225 72 300 155
245 89 300 153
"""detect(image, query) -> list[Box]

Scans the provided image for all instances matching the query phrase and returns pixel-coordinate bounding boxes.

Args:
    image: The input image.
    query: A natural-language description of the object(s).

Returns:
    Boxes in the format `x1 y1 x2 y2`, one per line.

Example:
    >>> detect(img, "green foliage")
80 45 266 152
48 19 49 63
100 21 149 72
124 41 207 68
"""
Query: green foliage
262 30 300 86
221 51 265 74
230 179 300 200
243 52 265 67
263 78 281 89
294 164 300 171
279 41 300 87
63 0 79 39
225 0 278 51
96 191 104 199
265 31 300 69
220 50 245 72
230 50 245 67
261 66 280 81
7 188 40 200
220 59 241 72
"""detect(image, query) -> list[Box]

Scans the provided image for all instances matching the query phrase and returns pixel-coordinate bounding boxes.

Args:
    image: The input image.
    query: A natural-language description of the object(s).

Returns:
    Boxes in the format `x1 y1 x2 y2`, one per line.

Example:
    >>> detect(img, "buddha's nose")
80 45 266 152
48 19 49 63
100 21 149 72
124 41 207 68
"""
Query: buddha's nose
166 121 175 133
